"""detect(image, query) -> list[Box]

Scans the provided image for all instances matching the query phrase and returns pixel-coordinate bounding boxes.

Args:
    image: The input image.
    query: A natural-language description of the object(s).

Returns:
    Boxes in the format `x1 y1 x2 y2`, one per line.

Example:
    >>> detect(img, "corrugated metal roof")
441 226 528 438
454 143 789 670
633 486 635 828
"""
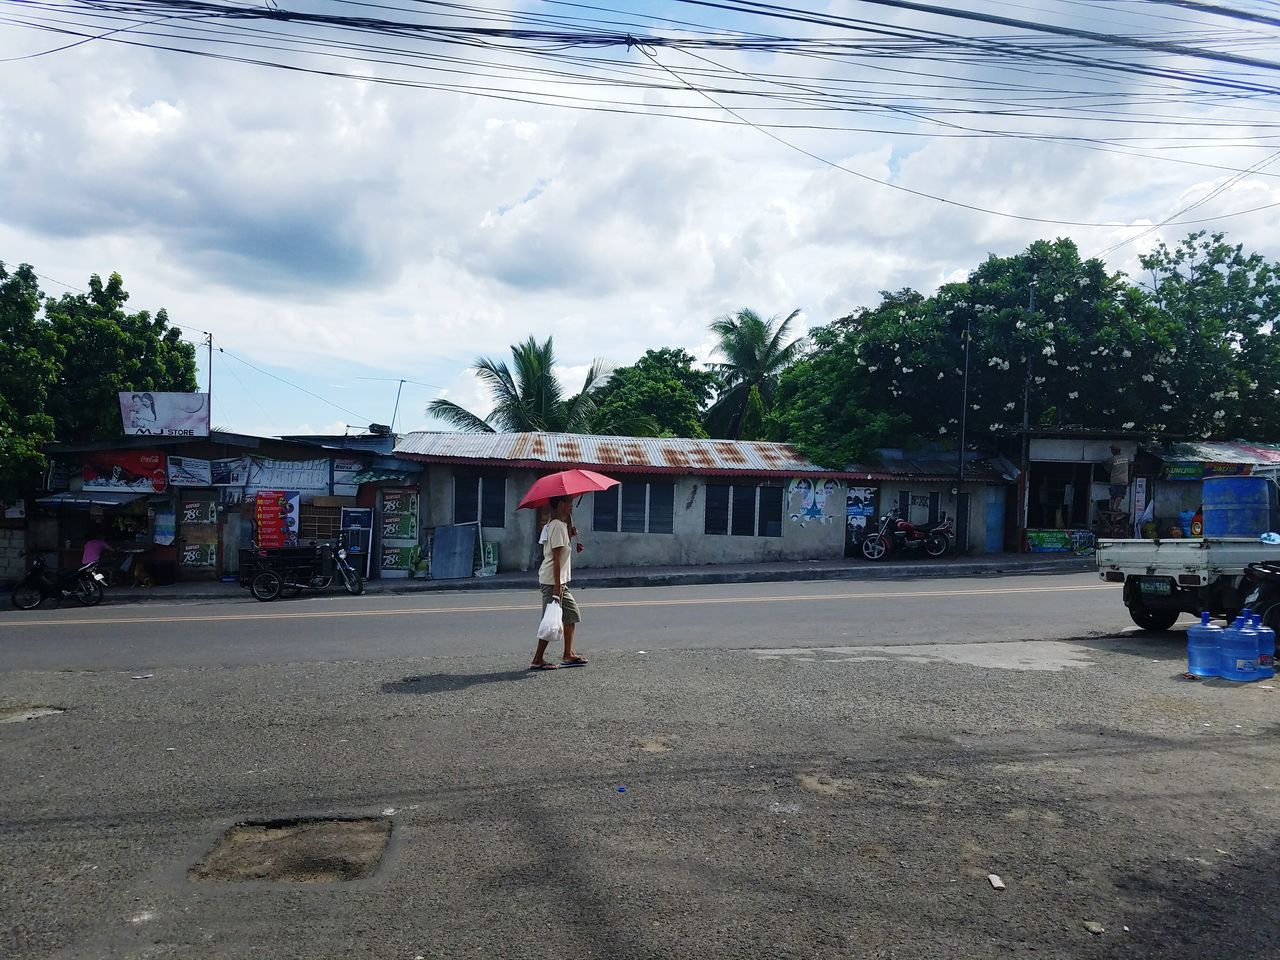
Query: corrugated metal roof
393 432 1010 482
1152 440 1280 466
393 432 838 476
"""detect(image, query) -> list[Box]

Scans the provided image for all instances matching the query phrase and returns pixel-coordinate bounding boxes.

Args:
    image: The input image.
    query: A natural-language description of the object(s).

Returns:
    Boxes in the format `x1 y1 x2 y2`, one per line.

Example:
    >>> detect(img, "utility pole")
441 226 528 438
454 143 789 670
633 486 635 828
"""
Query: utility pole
1019 282 1037 552
205 332 213 435
957 315 972 554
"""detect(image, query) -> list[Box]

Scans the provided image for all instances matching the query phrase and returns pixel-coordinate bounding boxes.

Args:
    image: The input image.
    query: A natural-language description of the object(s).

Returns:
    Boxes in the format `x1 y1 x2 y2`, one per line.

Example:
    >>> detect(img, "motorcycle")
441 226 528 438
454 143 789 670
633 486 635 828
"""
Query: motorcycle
11 555 107 609
861 508 953 561
1242 561 1280 630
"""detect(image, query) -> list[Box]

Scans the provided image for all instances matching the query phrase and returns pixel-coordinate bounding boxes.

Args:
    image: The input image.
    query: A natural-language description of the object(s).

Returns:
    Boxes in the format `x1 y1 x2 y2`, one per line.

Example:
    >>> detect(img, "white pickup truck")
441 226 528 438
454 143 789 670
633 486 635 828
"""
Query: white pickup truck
1097 538 1280 630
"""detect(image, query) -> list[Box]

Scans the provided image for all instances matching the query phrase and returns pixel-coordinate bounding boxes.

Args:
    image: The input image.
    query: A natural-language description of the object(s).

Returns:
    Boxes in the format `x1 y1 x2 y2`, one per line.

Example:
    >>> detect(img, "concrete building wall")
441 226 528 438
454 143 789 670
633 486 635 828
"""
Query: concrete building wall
872 480 995 554
419 464 1008 569
0 526 25 582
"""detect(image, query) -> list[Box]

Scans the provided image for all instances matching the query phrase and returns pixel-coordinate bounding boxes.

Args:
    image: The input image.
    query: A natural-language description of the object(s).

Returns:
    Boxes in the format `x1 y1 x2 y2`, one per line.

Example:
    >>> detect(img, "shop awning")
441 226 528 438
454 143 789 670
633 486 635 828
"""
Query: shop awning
35 491 147 508
350 468 415 484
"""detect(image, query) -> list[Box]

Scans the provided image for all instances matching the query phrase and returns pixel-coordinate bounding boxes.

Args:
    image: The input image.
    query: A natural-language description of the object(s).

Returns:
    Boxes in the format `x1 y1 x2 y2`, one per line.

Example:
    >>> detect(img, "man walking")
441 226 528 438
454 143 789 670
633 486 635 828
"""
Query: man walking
531 496 588 670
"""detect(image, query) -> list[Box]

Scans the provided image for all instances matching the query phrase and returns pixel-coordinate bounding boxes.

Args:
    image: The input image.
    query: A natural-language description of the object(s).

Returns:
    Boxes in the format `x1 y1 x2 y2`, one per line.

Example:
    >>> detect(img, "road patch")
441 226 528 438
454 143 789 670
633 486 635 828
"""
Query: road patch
189 817 391 883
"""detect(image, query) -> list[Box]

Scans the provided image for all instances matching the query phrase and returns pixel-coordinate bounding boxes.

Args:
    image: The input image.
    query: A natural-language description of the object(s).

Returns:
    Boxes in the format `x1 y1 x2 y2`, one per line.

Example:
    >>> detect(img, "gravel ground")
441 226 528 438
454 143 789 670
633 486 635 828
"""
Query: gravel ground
1 632 1277 960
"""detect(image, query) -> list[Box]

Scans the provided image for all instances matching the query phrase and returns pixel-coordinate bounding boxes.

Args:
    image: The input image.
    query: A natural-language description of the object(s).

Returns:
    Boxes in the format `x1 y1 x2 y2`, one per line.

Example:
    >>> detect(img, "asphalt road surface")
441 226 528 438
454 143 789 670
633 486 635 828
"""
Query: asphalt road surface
0 571 1127 670
4 570 1278 960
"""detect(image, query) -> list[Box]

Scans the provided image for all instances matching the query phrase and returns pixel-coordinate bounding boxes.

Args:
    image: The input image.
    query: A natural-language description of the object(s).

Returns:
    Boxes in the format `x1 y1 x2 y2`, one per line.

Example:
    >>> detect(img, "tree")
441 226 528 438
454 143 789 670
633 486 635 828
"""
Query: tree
43 272 197 442
767 323 909 467
0 264 59 498
591 348 717 438
428 335 655 434
704 308 805 439
1139 231 1280 440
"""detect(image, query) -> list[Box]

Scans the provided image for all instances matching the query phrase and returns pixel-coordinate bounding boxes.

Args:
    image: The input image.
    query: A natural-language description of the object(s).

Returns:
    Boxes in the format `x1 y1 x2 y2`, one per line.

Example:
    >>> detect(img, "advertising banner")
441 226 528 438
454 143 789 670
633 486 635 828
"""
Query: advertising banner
211 457 250 486
83 451 167 493
254 490 300 549
119 392 209 437
168 456 213 487
381 488 418 540
153 506 176 545
1163 462 1253 481
180 542 217 568
1025 529 1092 553
245 458 331 495
379 487 418 577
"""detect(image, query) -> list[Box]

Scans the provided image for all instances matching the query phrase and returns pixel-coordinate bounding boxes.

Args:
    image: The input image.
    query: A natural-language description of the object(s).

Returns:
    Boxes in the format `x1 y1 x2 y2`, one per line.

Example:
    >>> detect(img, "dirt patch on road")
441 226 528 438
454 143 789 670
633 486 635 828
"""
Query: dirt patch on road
189 817 390 883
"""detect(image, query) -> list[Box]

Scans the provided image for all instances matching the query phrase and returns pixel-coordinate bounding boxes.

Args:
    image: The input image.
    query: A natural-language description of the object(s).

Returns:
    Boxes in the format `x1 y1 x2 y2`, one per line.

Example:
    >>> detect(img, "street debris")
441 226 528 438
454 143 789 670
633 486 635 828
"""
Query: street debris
1084 921 1106 935
987 874 1006 891
617 786 627 793
130 674 153 680
382 808 396 816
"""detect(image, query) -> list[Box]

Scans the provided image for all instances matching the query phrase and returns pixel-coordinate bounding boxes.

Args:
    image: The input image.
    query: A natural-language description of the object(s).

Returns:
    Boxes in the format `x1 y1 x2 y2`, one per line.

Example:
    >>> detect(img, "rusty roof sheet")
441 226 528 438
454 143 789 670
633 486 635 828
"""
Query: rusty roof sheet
1151 440 1280 466
393 432 840 476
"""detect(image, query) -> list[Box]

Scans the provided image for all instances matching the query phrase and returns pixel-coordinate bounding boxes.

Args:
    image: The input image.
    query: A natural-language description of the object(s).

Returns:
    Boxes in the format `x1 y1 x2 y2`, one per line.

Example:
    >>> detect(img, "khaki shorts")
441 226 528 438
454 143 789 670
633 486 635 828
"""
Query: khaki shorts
539 583 581 624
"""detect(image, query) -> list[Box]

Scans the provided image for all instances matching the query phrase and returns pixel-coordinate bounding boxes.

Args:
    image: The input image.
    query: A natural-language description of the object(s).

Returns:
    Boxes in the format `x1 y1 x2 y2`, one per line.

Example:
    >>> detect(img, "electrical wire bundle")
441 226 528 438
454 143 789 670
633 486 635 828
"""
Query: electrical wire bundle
3 0 1280 232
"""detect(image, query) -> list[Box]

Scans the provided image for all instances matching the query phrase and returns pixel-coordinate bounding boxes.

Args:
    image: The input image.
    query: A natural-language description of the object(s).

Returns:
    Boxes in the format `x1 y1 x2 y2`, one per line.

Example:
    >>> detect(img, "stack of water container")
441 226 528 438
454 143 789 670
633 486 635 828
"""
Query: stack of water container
1186 609 1277 681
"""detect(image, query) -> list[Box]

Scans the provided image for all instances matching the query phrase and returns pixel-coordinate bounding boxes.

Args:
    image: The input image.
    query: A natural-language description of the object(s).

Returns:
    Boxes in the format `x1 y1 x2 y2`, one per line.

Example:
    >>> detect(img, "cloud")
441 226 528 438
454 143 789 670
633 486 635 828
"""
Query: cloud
3 1 1279 437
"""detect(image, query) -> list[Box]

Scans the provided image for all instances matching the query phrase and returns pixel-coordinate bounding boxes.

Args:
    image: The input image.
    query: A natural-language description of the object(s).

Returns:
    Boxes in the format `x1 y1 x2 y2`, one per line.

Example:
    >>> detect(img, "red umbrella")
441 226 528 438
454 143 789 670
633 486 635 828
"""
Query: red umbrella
517 469 619 510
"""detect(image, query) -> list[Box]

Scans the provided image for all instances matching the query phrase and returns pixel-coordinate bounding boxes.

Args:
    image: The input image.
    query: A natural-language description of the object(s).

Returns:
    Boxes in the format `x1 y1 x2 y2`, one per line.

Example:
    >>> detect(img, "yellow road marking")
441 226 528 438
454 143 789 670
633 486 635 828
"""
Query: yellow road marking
0 583 1113 629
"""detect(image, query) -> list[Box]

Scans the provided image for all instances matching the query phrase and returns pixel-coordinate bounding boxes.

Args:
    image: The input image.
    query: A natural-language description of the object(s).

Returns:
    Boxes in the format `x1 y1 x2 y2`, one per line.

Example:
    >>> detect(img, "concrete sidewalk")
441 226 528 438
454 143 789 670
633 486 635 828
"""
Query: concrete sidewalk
83 552 1095 604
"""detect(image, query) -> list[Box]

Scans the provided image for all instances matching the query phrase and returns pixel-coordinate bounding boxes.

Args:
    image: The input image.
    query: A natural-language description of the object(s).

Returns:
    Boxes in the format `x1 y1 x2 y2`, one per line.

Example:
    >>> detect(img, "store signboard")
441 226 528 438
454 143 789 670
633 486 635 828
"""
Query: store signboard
83 451 167 492
1163 461 1253 481
245 458 331 495
168 456 213 487
119 392 209 437
254 490 300 549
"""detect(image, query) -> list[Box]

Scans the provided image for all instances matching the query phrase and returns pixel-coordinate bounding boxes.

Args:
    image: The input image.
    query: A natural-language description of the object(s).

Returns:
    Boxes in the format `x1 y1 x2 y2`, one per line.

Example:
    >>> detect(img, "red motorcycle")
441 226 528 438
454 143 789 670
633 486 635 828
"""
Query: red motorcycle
861 508 953 560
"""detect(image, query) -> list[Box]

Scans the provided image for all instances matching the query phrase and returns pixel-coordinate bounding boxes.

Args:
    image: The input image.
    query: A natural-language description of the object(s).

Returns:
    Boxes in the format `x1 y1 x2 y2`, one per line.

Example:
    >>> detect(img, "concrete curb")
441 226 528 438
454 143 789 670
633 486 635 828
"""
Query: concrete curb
38 557 1097 606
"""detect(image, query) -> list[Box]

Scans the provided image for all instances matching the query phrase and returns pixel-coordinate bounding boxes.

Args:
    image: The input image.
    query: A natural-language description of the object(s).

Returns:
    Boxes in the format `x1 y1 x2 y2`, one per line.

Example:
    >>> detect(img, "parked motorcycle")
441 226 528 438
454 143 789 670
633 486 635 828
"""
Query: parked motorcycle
10 555 107 609
1242 561 1280 630
861 508 953 561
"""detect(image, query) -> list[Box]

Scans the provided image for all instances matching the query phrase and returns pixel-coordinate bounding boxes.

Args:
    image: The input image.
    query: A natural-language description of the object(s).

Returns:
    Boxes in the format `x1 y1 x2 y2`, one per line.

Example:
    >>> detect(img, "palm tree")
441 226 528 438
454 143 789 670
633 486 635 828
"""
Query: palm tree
704 308 804 439
427 335 656 435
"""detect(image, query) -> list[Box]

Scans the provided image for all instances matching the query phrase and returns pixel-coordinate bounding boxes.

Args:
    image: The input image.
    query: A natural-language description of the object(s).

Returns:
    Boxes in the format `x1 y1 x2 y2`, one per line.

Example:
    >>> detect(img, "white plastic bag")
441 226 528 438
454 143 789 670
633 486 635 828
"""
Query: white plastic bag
537 597 564 643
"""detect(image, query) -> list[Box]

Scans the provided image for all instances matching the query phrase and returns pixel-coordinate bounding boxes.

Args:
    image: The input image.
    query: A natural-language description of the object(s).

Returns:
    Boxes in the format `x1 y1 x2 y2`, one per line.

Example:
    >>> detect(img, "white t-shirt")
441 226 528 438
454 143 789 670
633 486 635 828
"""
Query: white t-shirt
538 519 572 585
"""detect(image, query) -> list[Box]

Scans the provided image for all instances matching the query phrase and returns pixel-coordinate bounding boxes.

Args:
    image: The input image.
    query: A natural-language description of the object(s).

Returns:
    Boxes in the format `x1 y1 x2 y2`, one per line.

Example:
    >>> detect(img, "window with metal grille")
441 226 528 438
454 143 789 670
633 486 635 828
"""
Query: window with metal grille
705 483 782 537
593 481 675 534
300 505 342 542
454 472 507 528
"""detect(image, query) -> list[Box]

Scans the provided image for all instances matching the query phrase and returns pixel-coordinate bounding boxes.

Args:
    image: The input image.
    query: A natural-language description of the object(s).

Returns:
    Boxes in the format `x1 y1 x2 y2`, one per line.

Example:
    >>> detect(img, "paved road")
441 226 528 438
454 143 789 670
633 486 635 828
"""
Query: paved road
0 571 1131 670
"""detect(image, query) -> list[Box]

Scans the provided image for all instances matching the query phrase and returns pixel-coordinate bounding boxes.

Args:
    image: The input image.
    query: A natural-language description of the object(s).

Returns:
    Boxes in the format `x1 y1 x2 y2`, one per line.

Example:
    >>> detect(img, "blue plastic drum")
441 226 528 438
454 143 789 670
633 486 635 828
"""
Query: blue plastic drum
1202 477 1277 538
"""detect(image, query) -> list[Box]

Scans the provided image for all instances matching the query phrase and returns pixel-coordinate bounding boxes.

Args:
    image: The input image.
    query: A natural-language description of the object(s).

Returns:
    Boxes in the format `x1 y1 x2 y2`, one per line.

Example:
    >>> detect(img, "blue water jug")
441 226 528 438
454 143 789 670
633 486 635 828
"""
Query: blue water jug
1220 616 1259 682
1251 615 1275 680
1186 612 1222 677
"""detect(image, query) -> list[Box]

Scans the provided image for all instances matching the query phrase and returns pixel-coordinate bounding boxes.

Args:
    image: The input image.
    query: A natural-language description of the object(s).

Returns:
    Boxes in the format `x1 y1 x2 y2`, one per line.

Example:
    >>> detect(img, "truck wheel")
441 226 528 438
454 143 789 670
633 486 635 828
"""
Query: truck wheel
1128 602 1179 632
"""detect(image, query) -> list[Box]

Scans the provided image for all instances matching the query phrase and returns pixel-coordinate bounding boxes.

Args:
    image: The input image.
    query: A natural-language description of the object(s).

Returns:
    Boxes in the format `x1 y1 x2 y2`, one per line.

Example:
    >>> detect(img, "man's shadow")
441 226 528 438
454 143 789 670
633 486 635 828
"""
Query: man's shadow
381 670 533 695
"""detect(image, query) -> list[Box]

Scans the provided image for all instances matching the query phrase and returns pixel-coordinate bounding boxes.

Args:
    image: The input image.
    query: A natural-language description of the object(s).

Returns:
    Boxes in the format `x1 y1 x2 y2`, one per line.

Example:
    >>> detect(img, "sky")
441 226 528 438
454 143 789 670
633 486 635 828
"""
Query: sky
3 0 1279 438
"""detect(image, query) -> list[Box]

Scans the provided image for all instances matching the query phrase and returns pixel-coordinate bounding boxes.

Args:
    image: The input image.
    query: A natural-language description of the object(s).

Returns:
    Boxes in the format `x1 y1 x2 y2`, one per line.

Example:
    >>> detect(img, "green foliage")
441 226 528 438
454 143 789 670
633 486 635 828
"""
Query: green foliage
43 272 197 442
1138 231 1280 440
0 264 60 498
428 335 656 435
0 265 195 497
592 348 716 438
766 325 909 467
704 308 805 439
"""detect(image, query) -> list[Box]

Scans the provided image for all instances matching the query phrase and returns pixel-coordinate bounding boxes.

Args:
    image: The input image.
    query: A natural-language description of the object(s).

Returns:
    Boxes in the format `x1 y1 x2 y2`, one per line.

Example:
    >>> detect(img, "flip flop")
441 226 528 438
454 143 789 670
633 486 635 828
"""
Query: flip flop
529 662 559 671
560 656 589 667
